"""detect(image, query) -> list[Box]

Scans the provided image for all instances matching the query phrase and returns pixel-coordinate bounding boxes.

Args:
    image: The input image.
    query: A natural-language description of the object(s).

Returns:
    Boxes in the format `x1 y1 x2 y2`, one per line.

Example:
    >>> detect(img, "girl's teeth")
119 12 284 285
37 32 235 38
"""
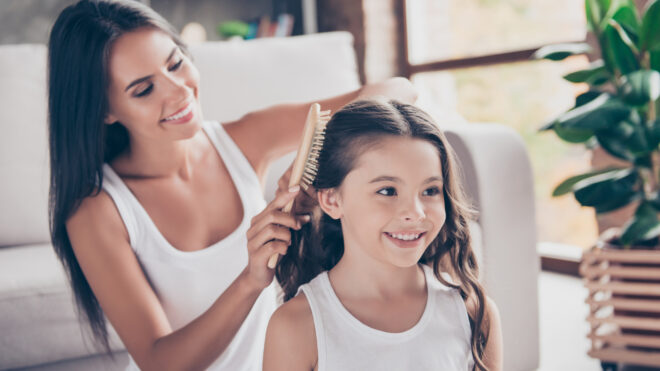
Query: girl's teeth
390 233 421 241
164 104 192 121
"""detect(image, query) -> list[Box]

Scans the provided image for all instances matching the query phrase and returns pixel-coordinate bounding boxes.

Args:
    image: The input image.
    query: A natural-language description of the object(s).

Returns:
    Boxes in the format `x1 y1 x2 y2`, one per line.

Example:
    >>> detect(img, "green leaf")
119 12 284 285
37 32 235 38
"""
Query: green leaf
576 90 603 107
563 60 610 84
552 167 624 196
573 168 639 212
533 43 592 61
620 202 660 244
621 70 660 105
555 94 631 130
611 0 641 30
595 192 641 213
649 118 660 149
641 0 660 51
596 130 636 160
652 50 660 71
602 23 641 74
596 114 650 160
553 123 594 143
587 0 612 32
608 18 640 56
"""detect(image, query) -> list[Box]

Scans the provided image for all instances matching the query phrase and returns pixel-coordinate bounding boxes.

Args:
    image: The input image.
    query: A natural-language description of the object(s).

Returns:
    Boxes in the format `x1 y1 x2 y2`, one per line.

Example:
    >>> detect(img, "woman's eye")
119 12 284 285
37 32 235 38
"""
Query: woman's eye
134 84 153 97
376 187 397 196
169 59 183 71
423 187 441 196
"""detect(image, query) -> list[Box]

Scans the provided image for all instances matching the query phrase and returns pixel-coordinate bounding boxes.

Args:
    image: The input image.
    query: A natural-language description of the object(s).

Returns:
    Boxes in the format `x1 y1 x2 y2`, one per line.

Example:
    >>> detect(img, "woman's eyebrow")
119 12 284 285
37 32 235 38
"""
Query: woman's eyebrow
124 46 178 92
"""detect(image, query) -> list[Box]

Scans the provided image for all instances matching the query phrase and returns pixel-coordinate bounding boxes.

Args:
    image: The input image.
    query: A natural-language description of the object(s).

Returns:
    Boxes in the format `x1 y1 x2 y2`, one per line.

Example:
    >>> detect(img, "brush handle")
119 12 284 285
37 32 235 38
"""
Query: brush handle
267 104 321 269
266 190 296 268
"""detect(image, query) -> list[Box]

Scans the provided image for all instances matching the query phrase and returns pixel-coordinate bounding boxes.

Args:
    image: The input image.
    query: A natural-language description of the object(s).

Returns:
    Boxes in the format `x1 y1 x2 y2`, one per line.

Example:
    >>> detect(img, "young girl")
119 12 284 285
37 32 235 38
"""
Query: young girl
263 99 503 370
47 1 416 370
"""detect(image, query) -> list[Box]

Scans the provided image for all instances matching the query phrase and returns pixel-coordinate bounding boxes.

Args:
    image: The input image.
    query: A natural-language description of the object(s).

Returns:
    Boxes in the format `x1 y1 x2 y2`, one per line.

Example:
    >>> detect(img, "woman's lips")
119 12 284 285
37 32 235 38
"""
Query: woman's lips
161 102 194 124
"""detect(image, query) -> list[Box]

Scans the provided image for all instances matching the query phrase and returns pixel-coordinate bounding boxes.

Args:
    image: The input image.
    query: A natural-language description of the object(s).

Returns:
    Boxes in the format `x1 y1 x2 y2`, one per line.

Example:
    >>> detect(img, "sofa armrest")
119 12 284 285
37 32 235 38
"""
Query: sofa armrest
444 123 540 371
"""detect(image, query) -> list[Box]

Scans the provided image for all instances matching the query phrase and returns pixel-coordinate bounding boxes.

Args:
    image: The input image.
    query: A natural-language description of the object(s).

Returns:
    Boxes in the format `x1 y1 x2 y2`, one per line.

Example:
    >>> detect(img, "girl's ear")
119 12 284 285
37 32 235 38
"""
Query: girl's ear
317 188 342 220
104 113 118 125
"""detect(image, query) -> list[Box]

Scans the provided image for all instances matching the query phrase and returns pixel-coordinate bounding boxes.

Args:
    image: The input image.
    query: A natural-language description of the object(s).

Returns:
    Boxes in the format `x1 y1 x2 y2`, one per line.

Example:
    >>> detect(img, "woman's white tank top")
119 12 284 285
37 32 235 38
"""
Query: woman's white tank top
299 264 475 371
101 121 277 370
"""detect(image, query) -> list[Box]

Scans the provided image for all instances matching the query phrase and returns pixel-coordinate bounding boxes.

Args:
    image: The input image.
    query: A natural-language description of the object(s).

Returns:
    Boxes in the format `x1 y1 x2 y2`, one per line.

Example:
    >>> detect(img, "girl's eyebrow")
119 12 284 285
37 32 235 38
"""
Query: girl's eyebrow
368 175 443 184
124 46 178 92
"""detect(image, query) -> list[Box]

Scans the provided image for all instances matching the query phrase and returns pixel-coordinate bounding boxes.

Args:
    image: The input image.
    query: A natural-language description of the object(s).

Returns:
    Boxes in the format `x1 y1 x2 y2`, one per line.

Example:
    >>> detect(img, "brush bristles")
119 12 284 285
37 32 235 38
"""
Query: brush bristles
299 118 329 190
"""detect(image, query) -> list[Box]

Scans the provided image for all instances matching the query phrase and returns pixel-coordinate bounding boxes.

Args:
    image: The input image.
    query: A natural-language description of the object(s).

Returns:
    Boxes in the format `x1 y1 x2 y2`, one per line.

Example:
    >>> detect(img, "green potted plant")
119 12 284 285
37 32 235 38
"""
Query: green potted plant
536 1 660 368
537 0 660 247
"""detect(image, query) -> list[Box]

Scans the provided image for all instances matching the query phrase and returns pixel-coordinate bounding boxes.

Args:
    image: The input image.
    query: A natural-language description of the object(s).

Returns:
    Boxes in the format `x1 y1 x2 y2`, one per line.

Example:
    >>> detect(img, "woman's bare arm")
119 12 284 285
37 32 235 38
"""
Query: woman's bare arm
67 187 301 371
226 77 418 179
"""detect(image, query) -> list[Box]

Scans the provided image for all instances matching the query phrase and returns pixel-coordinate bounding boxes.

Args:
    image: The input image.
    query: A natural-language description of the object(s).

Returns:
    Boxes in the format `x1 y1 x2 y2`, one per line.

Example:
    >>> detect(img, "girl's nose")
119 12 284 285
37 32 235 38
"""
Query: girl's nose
401 196 425 222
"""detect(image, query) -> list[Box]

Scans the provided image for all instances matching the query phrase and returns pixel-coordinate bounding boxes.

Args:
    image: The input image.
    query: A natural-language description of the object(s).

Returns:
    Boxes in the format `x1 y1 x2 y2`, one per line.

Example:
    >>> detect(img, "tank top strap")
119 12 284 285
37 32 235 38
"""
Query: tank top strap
299 277 328 371
101 164 140 250
202 121 262 193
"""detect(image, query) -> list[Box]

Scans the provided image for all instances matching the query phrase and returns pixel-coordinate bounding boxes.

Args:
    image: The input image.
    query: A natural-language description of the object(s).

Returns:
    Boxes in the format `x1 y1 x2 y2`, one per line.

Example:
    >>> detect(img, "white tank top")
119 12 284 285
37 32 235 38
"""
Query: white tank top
299 264 475 371
101 121 277 371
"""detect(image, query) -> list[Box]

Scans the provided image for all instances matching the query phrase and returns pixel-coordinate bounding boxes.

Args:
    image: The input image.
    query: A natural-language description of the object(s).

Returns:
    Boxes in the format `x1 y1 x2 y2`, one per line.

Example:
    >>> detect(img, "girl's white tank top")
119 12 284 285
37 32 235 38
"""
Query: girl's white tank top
101 121 276 371
299 264 475 371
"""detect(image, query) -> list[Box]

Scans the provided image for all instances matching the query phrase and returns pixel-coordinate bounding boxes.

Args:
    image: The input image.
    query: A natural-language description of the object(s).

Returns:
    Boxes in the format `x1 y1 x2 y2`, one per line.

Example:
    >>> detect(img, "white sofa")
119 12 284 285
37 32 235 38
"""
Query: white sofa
0 31 540 370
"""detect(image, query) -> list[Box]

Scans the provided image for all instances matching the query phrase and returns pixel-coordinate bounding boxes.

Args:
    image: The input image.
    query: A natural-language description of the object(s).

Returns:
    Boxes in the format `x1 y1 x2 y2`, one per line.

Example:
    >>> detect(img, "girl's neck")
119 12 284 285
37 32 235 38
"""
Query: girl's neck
328 249 426 301
113 130 204 180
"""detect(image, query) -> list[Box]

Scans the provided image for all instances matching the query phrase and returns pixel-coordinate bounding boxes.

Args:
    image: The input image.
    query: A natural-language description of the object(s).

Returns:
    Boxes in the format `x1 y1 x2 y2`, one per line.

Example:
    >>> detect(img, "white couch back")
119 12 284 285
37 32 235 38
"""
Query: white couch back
0 44 50 247
0 31 360 248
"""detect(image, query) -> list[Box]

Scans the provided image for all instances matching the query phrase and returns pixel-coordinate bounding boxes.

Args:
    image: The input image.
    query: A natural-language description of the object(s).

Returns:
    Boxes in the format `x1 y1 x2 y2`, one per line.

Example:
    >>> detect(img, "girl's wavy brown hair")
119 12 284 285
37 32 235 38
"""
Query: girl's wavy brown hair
276 98 491 370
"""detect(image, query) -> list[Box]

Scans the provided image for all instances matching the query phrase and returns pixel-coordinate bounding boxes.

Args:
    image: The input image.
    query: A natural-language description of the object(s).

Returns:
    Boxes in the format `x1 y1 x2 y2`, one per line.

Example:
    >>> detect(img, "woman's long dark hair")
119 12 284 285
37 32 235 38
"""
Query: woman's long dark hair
48 0 187 353
276 99 491 370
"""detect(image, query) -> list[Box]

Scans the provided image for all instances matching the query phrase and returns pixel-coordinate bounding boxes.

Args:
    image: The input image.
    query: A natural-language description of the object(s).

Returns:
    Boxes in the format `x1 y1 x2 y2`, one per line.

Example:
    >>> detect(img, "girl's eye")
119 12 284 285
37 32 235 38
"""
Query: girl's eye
169 58 183 71
376 187 397 196
423 186 441 196
134 84 153 97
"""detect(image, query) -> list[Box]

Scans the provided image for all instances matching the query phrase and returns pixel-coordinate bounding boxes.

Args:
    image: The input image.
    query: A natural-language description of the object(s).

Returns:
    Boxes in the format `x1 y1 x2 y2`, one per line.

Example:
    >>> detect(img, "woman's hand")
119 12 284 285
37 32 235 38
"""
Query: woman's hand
244 185 302 290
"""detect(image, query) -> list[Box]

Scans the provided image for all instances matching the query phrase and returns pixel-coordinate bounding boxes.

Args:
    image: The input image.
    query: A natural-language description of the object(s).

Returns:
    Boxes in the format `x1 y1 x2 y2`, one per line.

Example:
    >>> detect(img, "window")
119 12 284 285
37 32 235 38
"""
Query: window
403 0 596 258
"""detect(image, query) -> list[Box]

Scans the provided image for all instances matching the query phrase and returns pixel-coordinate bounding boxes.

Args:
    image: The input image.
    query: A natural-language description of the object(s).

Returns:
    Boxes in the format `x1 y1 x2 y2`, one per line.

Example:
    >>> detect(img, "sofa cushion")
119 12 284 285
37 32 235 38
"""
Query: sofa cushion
190 32 362 201
190 31 361 124
0 44 50 247
0 244 123 370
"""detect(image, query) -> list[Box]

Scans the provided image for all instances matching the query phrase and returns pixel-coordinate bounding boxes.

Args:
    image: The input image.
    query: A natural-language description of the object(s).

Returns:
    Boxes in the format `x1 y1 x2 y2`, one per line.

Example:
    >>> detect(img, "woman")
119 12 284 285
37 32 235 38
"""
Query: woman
48 1 417 370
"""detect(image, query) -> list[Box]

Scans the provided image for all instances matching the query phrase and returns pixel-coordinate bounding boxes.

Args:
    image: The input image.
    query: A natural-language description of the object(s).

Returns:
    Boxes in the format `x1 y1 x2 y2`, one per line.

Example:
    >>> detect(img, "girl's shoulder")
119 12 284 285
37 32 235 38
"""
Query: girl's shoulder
264 293 317 370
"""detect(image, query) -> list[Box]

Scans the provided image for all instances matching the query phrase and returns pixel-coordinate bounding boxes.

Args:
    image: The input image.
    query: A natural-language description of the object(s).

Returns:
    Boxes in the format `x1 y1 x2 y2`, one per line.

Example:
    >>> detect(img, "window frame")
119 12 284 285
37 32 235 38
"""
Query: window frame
398 0 589 275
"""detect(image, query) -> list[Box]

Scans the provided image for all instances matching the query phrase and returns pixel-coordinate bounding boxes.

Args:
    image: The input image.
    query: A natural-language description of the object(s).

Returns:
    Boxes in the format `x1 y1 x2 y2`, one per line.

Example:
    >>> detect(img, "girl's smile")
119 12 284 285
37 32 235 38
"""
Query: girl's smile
383 231 427 248
320 136 446 269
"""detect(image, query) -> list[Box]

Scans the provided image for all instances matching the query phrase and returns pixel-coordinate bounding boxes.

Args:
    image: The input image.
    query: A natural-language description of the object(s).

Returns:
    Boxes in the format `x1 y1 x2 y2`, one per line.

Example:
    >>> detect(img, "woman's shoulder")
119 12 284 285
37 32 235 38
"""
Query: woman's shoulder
66 189 129 248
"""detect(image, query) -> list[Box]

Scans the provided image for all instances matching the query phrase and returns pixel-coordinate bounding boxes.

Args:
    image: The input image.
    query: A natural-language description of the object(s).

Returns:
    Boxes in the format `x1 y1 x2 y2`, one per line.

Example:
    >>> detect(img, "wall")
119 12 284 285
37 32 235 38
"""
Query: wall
0 0 274 45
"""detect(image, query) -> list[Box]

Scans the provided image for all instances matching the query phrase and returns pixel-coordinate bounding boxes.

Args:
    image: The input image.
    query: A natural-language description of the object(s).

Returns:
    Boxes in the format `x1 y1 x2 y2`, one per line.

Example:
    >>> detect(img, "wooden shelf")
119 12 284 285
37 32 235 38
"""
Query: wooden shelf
581 248 660 367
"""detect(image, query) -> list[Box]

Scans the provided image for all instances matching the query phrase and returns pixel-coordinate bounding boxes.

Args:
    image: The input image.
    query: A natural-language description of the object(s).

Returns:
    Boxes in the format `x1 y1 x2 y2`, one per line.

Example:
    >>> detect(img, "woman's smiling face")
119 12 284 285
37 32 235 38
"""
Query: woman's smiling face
105 27 203 142
319 136 447 268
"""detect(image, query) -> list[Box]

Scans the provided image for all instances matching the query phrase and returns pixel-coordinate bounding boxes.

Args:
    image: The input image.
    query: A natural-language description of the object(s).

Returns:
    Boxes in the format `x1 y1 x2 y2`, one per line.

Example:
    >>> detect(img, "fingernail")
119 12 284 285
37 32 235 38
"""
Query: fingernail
288 185 300 193
301 214 311 222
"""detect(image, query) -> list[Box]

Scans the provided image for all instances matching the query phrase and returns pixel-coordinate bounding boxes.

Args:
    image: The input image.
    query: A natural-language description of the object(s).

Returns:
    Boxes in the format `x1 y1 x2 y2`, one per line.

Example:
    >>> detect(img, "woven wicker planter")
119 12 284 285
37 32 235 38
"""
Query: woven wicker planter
580 243 660 370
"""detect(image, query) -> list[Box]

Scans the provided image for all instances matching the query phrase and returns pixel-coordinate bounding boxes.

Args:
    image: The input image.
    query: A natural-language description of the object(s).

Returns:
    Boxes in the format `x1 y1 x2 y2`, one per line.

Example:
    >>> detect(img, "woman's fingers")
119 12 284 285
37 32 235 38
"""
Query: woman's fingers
247 210 301 240
248 224 292 251
249 186 299 228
